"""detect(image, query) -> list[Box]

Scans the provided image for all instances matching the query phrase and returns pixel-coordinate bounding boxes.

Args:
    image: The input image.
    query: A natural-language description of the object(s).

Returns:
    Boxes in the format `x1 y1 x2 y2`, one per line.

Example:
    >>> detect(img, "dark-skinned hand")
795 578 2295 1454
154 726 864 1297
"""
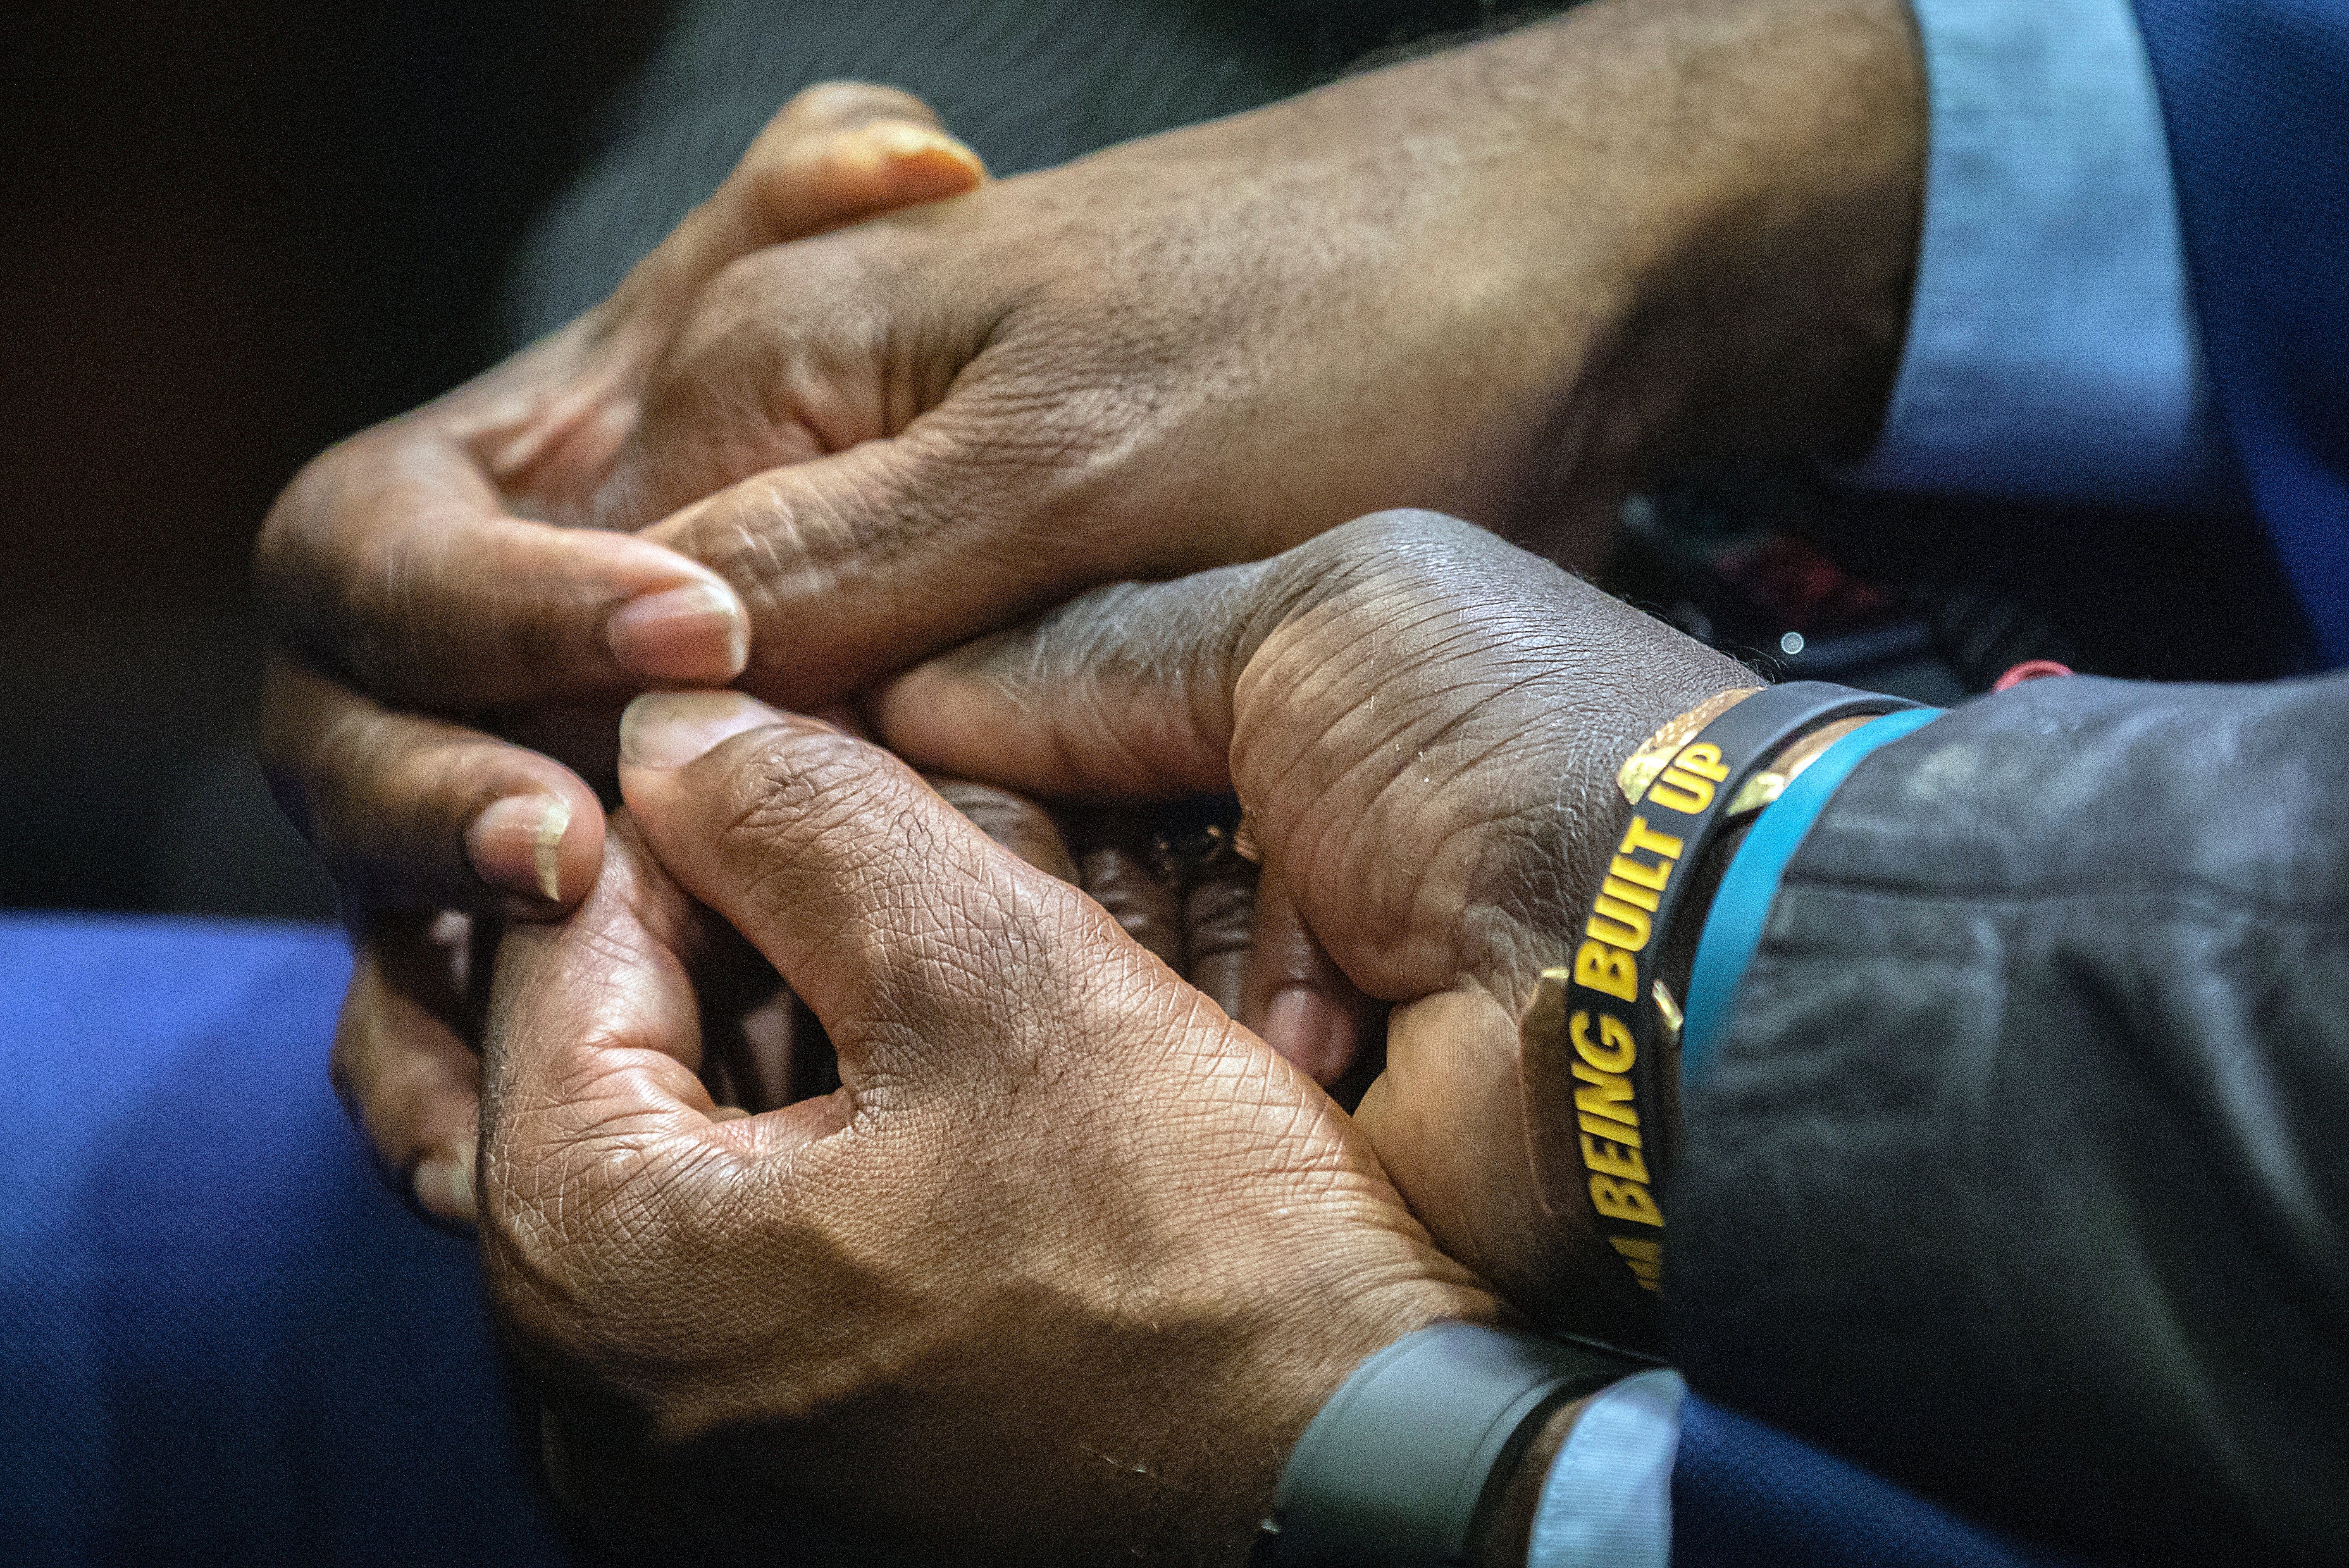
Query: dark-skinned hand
872 509 1755 1342
261 0 1924 1219
478 698 1495 1567
263 83 989 1218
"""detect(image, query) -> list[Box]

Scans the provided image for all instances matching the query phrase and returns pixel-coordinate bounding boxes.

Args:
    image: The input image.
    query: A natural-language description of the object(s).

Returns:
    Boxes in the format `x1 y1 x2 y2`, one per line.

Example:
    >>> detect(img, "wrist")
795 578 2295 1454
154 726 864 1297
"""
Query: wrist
1652 713 1873 1003
1525 685 1928 1322
1253 1323 1642 1568
1559 0 1927 476
1468 1392 1594 1568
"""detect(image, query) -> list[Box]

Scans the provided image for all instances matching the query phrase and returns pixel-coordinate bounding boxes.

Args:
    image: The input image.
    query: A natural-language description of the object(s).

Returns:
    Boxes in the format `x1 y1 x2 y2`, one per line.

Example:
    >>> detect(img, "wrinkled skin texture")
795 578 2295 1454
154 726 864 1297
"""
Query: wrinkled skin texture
874 511 1754 1340
259 0 1924 1217
265 83 993 1218
480 713 1492 1567
335 773 1305 1226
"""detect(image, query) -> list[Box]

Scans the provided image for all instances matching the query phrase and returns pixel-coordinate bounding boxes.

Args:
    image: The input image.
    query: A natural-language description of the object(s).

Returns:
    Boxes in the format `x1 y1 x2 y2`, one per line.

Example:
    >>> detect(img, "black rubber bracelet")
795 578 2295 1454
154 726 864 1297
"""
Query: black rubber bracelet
1531 682 1919 1314
1251 1321 1641 1568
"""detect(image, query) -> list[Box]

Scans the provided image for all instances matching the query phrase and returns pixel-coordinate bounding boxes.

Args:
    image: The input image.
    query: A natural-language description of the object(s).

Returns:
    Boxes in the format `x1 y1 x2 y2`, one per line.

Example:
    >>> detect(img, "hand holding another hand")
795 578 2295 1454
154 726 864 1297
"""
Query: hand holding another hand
480 512 1747 1565
875 510 1753 1338
479 702 1492 1566
260 84 988 1218
263 0 1921 1227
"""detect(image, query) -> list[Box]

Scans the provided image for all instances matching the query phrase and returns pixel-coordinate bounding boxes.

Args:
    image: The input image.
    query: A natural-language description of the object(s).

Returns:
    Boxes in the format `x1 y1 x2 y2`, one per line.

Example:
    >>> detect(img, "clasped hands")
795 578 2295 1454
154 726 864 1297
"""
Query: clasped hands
255 4 1916 1555
474 510 1742 1563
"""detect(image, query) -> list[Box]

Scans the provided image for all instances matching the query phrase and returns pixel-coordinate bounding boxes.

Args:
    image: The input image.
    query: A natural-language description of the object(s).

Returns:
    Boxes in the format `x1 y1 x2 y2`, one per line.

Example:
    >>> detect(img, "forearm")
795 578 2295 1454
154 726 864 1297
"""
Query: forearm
1015 0 1925 558
1430 0 1928 483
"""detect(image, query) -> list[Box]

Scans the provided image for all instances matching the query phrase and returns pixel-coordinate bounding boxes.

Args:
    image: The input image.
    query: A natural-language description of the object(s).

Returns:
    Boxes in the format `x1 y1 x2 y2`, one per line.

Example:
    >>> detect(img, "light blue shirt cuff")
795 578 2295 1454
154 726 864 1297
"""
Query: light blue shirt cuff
1847 0 2222 505
1526 1369 1685 1568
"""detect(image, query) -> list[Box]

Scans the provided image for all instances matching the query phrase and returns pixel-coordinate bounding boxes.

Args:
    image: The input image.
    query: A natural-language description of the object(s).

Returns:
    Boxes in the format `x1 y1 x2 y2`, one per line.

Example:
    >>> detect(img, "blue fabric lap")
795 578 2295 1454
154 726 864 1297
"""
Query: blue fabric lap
1673 1397 2073 1568
1 915 2078 1566
0 914 569 1567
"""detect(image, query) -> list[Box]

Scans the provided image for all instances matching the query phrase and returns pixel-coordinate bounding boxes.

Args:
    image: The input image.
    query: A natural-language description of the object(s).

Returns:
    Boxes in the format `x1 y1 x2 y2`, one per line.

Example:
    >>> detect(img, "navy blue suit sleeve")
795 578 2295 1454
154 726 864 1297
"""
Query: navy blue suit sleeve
2131 0 2349 665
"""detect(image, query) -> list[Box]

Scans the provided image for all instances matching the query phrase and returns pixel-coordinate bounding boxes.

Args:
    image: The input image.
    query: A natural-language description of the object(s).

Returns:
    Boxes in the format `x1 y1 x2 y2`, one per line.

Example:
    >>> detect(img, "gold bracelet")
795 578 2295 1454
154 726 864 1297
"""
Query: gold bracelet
1614 687 1762 804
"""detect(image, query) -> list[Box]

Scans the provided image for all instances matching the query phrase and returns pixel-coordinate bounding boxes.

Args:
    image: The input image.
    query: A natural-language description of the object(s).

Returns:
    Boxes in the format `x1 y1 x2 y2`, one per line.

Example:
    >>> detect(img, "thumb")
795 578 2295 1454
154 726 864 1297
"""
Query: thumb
615 83 984 323
871 561 1280 800
616 691 1073 1084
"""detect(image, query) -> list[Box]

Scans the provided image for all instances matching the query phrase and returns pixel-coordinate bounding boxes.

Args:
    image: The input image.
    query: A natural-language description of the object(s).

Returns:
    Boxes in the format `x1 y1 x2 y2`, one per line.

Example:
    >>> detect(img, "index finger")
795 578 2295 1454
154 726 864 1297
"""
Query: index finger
257 83 986 717
257 428 751 712
481 820 722 1166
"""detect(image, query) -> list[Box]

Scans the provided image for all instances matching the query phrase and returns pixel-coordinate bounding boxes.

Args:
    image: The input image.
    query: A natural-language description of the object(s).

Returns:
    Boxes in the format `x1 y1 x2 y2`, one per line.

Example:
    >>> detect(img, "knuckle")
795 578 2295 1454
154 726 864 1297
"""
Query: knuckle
1256 509 1494 644
1324 506 1475 560
662 249 794 388
252 438 369 639
645 244 889 464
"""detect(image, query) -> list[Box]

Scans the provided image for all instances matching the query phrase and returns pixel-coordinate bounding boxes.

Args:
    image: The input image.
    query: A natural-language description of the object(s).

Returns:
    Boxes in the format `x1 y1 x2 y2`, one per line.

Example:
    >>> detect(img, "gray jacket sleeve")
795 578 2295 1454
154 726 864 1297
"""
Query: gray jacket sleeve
1668 672 2349 1566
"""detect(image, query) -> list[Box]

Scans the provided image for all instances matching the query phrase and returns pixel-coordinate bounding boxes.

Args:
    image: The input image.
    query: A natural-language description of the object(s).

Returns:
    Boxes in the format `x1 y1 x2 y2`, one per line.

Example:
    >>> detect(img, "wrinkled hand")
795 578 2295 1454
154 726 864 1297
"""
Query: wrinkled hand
872 510 1754 1340
478 698 1492 1565
335 769 1313 1225
260 83 987 1218
264 0 1923 1222
593 0 1920 706
263 0 1921 911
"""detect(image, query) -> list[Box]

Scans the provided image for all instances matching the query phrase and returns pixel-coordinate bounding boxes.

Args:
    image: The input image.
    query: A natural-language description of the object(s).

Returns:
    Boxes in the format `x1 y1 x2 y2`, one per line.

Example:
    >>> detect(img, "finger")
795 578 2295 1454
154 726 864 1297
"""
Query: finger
260 655 605 913
1357 987 1596 1335
689 918 798 1116
615 690 1081 1085
638 412 1088 707
1181 852 1257 1021
481 818 745 1169
1241 868 1377 1088
926 777 1080 885
693 777 1069 1118
871 564 1275 799
479 820 813 1323
256 430 753 709
1066 810 1185 972
619 82 984 317
331 916 485 1225
725 987 833 1112
256 90 980 722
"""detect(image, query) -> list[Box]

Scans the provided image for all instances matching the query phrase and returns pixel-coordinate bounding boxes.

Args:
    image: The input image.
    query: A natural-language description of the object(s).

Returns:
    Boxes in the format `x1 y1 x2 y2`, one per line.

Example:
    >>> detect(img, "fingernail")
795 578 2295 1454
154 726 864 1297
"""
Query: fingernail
864 120 982 170
468 793 573 903
620 690 788 770
1260 987 1361 1087
412 1144 476 1224
606 581 748 682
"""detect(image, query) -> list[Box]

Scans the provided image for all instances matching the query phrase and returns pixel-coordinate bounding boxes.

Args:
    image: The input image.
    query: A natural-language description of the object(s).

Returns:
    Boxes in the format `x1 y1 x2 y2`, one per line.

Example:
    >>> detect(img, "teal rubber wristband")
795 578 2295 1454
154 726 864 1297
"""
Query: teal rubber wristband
1253 1321 1639 1567
1681 707 1943 1084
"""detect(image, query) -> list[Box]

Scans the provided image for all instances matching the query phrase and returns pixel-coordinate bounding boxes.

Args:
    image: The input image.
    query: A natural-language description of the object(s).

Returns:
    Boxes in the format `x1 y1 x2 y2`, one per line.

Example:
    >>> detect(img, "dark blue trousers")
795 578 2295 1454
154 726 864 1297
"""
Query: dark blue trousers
0 915 2056 1565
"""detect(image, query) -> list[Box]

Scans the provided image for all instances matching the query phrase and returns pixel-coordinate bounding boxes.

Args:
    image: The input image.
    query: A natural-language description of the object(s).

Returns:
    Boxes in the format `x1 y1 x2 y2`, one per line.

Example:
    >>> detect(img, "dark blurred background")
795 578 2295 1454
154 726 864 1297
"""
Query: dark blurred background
0 0 666 919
